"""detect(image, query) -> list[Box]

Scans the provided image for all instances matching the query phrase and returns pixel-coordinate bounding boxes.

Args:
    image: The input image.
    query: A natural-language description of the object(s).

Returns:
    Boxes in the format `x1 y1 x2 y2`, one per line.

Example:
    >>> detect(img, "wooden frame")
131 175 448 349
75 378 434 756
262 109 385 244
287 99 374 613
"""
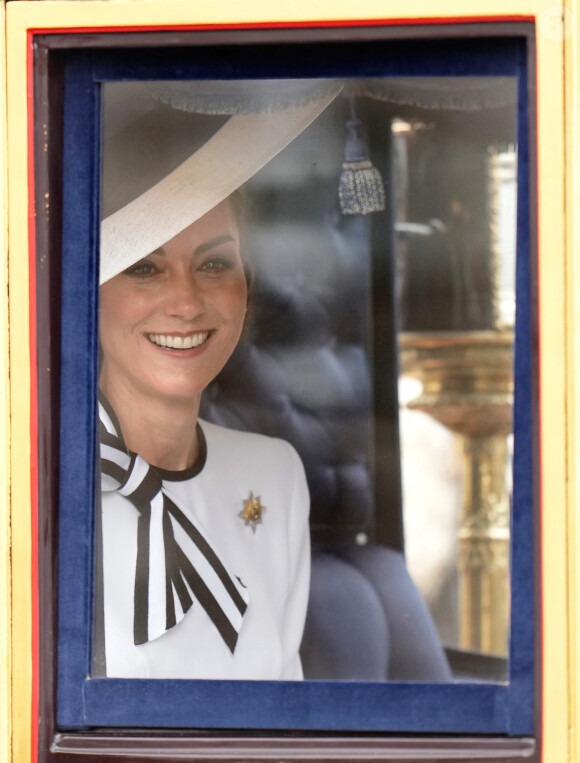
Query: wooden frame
1 1 573 761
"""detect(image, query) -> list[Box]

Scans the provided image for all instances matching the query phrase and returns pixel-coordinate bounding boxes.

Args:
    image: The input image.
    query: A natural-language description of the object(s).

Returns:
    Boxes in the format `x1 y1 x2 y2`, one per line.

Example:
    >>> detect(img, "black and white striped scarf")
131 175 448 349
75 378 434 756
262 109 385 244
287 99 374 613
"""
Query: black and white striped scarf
98 394 249 652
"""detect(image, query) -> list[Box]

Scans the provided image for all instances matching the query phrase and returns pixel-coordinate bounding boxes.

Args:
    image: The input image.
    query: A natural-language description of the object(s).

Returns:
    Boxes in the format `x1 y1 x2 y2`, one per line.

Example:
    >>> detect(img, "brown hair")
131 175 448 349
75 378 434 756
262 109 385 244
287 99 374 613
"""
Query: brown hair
227 187 255 333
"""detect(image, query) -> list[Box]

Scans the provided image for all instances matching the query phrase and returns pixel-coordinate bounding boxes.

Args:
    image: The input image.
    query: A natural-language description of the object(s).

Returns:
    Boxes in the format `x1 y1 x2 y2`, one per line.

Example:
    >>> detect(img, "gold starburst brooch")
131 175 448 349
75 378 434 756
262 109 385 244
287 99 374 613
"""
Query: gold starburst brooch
239 491 266 532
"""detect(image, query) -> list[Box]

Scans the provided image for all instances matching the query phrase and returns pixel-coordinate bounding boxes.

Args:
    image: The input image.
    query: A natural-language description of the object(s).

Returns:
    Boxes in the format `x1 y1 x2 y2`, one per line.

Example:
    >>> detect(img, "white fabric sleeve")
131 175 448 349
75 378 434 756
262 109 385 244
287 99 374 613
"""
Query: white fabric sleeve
278 441 311 680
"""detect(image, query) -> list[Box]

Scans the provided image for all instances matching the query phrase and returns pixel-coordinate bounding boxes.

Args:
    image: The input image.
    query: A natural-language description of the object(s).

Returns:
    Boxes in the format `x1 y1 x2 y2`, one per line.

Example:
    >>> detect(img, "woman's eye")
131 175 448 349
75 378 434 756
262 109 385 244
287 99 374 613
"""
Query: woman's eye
123 260 157 276
200 256 234 273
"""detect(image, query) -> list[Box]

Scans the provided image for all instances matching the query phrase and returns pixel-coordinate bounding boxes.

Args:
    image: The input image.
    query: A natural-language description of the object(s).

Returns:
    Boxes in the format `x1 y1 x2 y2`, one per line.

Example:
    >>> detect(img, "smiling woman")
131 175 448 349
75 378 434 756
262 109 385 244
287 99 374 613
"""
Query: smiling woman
93 81 336 679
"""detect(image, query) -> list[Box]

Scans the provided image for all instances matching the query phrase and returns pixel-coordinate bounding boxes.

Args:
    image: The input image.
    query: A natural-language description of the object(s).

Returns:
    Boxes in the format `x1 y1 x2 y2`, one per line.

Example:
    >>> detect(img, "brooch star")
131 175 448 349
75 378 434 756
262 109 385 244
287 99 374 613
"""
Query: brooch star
239 491 266 532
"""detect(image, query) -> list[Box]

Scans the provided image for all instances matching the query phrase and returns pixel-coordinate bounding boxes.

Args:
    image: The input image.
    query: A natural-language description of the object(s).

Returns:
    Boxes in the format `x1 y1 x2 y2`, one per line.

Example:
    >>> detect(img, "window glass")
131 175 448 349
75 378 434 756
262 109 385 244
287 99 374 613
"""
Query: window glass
94 75 516 684
394 105 518 679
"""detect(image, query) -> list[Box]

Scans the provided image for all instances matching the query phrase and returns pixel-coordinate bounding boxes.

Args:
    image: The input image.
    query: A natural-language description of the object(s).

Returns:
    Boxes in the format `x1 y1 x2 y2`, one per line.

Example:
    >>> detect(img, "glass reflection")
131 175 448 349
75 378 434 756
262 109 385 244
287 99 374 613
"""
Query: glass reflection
96 76 517 683
396 97 517 680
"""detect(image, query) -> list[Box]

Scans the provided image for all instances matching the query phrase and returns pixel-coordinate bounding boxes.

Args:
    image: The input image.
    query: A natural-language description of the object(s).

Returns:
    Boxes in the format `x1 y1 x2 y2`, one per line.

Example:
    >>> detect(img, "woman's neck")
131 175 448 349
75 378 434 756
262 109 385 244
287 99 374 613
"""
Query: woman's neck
100 378 201 471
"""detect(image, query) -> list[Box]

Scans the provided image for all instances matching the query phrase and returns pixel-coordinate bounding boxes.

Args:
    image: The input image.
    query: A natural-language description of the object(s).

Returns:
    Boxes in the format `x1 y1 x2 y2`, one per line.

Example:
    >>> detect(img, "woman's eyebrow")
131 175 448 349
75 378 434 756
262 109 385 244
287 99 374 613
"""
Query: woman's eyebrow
194 235 235 257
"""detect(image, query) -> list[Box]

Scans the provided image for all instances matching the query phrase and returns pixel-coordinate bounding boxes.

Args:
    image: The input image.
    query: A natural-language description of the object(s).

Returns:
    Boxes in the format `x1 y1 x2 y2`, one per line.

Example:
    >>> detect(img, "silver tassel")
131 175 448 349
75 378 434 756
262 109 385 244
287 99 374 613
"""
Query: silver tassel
338 98 385 216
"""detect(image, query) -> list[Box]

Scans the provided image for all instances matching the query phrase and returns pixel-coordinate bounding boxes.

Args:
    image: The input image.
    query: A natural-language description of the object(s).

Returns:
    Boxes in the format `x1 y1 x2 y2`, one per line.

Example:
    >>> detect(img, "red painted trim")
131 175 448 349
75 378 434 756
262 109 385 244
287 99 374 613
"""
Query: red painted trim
27 29 39 763
25 15 535 37
21 15 535 755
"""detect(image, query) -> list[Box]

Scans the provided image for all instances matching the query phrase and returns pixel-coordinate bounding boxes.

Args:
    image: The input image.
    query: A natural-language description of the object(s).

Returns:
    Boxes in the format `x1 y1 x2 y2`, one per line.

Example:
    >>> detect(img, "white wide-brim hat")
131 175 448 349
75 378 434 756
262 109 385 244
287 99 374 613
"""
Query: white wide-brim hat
100 80 342 284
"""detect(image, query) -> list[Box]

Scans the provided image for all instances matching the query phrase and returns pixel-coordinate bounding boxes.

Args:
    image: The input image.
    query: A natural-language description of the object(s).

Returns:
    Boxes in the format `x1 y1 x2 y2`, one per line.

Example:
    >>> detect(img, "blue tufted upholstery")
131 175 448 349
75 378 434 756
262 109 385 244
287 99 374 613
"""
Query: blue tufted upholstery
200 98 451 681
302 548 451 681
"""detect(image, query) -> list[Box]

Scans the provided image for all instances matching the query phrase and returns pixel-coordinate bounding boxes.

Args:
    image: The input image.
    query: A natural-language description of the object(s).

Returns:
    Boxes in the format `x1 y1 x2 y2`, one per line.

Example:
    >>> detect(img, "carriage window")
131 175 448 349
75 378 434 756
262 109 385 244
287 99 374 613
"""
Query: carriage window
52 31 534 738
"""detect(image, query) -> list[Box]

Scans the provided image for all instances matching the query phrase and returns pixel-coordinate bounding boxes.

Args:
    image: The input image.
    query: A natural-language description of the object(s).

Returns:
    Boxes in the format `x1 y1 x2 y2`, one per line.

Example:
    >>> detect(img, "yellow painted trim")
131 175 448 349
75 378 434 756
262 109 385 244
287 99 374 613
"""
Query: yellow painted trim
565 3 580 762
3 2 573 762
535 12 570 762
6 5 32 763
3 0 539 30
0 2 11 762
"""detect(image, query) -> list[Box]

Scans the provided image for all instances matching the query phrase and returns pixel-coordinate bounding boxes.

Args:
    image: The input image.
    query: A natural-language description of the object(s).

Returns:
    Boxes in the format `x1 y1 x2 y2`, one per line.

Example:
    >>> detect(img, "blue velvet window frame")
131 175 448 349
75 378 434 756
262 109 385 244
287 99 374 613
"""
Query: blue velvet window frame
56 34 535 734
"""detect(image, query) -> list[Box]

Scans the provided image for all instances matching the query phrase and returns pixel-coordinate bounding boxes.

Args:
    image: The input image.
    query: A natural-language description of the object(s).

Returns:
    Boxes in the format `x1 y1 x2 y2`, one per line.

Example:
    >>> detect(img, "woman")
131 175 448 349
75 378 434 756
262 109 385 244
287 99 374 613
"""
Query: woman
96 81 340 679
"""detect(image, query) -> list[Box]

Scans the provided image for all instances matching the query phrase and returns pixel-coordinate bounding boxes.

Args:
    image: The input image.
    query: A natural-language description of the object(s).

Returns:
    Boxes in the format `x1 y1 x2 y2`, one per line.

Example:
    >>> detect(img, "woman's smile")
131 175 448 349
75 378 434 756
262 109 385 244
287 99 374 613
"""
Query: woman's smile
99 200 247 408
147 331 211 351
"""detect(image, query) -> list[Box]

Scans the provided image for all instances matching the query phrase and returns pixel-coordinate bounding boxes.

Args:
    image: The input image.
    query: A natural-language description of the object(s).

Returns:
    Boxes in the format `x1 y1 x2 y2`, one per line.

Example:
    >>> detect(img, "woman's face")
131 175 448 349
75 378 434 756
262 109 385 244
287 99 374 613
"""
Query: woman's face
99 200 247 406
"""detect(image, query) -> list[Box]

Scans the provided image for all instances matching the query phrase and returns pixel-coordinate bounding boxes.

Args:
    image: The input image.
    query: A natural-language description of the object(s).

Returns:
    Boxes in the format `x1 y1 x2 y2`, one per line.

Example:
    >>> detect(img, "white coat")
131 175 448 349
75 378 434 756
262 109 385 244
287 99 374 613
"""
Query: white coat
100 420 310 680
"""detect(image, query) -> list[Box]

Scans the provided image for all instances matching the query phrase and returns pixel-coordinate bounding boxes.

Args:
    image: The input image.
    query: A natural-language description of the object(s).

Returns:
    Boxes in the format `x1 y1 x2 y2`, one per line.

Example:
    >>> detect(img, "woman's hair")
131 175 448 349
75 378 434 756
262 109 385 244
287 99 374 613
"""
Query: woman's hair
228 186 255 332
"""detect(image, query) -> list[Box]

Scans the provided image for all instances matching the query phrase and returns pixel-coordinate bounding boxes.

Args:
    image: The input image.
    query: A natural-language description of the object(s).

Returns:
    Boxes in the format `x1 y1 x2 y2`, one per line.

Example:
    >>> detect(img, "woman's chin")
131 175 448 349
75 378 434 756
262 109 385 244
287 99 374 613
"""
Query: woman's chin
102 370 206 408
141 376 208 405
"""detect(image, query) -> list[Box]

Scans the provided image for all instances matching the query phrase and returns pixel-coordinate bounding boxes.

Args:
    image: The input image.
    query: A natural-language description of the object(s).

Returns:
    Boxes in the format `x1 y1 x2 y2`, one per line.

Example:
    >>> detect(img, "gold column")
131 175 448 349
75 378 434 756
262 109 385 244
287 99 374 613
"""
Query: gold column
399 330 513 656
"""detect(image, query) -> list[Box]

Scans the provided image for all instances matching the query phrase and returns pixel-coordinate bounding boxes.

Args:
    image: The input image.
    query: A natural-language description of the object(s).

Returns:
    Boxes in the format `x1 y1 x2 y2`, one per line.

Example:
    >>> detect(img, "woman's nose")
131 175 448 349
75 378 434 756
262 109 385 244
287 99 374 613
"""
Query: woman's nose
163 273 206 320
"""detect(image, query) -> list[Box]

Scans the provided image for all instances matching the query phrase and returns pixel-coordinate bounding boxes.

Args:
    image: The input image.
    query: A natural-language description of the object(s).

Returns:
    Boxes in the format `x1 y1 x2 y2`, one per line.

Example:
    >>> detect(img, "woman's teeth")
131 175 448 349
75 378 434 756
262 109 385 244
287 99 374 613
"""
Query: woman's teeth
148 332 209 349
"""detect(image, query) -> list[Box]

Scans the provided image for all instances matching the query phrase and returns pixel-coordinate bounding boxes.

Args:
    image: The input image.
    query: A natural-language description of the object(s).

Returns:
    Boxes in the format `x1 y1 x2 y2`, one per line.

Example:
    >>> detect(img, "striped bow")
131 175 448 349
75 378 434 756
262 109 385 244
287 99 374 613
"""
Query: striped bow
98 395 249 652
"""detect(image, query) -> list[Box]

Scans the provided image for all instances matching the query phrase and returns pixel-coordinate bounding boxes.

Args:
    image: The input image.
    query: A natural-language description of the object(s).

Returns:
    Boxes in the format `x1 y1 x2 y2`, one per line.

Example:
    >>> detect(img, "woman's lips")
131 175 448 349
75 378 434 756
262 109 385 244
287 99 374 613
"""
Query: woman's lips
147 331 210 350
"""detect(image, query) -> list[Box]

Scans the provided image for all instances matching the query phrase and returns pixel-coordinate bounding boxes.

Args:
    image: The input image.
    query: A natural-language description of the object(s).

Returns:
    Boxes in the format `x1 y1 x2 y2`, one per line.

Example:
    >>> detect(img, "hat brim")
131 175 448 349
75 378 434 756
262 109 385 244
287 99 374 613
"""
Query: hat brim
100 84 341 284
